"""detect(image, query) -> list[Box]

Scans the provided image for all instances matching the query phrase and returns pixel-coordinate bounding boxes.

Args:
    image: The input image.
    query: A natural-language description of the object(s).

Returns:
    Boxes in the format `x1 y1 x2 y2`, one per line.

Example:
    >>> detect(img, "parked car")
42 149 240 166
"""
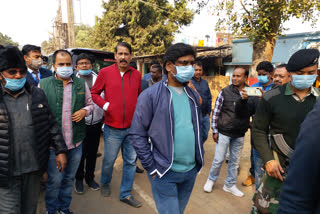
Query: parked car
47 48 116 74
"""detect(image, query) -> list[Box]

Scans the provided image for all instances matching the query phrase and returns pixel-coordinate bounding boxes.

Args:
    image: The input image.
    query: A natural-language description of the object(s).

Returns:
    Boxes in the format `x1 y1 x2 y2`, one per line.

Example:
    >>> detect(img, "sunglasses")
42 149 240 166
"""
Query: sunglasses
5 69 27 75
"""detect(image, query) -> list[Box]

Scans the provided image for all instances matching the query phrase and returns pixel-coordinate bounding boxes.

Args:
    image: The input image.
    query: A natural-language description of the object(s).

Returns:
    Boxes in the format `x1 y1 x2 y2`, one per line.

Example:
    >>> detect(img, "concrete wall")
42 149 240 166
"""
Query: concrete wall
231 31 320 65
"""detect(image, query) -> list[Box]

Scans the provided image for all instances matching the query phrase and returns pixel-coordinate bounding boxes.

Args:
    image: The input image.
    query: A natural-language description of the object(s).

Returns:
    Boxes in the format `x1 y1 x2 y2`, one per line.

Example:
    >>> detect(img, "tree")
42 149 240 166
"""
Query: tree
93 0 194 55
192 0 320 76
0 32 19 46
75 24 97 49
41 37 55 55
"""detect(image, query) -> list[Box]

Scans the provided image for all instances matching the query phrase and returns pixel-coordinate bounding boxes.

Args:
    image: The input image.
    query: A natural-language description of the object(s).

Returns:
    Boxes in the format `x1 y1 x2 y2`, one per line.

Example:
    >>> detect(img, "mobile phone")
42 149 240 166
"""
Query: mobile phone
245 87 262 96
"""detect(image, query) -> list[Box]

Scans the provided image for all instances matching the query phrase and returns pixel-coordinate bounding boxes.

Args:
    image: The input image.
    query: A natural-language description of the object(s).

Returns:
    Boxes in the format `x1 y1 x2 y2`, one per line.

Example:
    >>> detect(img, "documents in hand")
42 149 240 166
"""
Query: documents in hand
244 87 262 96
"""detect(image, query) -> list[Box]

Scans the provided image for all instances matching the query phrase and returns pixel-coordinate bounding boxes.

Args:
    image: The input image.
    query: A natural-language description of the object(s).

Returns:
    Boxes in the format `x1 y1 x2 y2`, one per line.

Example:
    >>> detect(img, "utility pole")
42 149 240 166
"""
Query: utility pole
54 0 63 49
66 0 76 48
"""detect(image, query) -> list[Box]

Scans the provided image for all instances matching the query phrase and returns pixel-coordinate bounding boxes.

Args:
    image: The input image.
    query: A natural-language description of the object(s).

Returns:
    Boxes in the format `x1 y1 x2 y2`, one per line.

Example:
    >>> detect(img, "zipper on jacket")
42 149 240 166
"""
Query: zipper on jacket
129 70 132 86
121 76 125 128
184 88 204 172
161 82 175 177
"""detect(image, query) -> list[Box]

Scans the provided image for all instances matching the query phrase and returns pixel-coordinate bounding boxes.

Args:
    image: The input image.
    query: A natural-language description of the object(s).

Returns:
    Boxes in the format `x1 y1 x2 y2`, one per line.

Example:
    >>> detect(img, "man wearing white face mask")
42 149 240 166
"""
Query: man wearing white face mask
74 53 104 194
129 43 204 214
40 50 94 214
251 49 320 214
22 45 52 86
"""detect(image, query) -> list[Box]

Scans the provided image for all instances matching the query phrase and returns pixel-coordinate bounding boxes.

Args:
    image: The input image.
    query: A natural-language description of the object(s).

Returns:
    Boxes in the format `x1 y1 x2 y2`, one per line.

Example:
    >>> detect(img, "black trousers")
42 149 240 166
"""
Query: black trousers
0 171 41 214
75 123 102 183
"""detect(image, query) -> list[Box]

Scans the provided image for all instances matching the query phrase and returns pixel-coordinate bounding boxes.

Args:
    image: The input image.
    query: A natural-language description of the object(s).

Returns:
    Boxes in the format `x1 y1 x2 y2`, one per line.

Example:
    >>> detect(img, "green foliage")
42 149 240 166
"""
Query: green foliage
93 0 194 55
41 37 55 55
75 25 97 49
0 32 19 46
196 0 320 43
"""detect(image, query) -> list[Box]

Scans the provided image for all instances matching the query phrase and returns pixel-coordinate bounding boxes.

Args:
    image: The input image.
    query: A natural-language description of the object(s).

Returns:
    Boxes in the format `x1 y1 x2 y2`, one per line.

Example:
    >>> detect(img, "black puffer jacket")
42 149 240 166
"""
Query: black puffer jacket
0 82 67 187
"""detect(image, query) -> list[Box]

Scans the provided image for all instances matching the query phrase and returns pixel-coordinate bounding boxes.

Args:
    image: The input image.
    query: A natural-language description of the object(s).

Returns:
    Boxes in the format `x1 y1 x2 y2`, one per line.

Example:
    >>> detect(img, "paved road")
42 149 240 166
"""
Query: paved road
37 131 255 214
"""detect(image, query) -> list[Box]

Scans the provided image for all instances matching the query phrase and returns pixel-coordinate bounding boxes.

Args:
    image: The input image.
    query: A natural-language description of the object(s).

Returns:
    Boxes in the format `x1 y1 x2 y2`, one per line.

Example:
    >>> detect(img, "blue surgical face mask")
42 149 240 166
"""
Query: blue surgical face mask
56 66 73 79
3 76 26 91
291 75 317 90
257 75 269 84
173 65 195 83
78 69 92 76
41 65 47 69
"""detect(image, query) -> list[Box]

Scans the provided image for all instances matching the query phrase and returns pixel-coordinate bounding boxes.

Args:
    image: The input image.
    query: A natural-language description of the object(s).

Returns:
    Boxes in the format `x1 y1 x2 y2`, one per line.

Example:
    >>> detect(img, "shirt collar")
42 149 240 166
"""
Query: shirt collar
1 84 27 97
27 67 39 74
285 83 320 97
54 73 73 83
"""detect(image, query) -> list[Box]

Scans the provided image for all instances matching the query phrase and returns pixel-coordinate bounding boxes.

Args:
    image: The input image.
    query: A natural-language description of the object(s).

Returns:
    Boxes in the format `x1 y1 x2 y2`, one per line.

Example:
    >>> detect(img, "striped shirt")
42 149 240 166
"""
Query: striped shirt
59 75 94 150
211 91 224 134
211 89 243 134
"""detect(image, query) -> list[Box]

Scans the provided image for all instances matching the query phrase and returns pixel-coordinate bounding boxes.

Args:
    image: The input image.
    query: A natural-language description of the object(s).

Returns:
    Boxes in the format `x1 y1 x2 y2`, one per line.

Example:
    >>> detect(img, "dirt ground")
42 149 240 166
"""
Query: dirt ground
37 130 255 214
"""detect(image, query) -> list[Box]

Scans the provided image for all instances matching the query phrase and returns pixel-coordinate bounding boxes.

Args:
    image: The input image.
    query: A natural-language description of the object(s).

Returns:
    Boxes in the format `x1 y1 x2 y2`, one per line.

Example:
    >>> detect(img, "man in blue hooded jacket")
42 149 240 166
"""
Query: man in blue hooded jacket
129 43 204 214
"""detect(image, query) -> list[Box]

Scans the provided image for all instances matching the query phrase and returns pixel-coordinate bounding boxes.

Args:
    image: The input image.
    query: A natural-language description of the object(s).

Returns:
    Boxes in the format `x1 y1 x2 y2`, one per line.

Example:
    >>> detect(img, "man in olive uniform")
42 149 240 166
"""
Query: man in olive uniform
251 49 320 214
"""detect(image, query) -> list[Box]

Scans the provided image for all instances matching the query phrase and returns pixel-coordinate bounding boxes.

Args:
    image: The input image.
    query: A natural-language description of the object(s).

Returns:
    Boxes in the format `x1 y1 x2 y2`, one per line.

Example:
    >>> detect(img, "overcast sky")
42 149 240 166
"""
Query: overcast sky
1 0 319 48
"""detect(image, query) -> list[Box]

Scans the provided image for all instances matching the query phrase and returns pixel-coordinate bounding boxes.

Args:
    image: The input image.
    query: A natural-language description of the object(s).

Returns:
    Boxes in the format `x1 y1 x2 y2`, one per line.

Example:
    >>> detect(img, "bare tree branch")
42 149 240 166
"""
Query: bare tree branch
240 0 253 24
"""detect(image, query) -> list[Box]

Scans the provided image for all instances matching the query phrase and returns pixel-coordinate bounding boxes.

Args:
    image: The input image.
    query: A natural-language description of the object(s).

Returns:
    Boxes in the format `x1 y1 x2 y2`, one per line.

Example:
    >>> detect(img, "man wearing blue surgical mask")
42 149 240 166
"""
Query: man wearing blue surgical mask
251 49 320 214
129 43 204 214
251 61 274 91
243 60 274 189
40 50 94 214
74 53 104 194
0 46 67 214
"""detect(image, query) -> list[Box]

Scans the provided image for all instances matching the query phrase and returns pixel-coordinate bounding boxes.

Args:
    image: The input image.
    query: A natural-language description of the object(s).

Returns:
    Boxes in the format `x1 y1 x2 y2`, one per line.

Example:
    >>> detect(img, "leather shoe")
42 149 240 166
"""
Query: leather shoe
120 196 142 208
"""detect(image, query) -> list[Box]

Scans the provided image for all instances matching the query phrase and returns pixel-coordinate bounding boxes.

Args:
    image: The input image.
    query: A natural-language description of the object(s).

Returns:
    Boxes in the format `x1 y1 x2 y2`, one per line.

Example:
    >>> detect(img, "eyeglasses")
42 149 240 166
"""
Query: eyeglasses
175 60 195 66
77 62 92 66
5 69 27 75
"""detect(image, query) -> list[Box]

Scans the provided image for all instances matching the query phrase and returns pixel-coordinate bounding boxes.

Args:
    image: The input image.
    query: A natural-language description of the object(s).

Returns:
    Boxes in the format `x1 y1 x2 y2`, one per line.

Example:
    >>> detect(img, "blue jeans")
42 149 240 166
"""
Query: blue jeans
148 167 197 214
201 115 211 143
208 133 244 187
100 125 137 199
253 148 264 188
45 145 82 212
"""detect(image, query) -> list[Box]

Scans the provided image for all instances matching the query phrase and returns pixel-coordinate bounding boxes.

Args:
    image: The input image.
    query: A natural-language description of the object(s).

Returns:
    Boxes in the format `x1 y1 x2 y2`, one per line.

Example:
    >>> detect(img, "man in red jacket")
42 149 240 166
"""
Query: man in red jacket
91 42 142 208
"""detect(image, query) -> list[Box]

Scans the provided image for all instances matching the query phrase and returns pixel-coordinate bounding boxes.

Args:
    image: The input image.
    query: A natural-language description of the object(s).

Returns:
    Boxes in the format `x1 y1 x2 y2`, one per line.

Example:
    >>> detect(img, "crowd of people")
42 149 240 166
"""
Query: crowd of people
0 41 319 214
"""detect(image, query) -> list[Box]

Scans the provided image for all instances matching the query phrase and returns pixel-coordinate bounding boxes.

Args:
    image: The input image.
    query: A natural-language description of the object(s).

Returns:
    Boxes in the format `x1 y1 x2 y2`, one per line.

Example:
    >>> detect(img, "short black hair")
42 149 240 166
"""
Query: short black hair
150 64 162 73
256 61 274 73
129 61 137 69
194 61 203 67
42 56 48 62
163 43 196 74
235 66 249 77
115 42 132 54
276 64 287 69
150 60 160 67
76 53 94 65
52 49 72 65
22 44 41 56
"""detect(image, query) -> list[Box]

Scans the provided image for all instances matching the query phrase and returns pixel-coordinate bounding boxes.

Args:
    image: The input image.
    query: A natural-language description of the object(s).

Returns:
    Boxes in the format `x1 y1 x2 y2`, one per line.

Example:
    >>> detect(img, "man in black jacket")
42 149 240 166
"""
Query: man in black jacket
22 44 52 86
191 61 212 143
0 46 67 214
203 66 252 197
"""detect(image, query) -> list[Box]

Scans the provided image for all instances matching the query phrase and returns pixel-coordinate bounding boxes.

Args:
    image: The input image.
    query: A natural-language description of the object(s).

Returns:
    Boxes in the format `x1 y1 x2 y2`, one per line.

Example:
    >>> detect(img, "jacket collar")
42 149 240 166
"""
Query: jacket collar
0 80 33 96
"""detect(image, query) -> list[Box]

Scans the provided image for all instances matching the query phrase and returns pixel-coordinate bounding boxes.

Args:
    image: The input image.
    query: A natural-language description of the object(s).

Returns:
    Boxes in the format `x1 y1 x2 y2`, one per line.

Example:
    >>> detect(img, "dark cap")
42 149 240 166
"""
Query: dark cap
286 49 319 72
0 46 27 72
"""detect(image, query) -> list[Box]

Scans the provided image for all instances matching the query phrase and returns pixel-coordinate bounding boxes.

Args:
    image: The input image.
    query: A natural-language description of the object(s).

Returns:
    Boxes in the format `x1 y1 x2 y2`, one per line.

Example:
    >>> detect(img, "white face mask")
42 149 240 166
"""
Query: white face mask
56 67 73 79
29 58 43 70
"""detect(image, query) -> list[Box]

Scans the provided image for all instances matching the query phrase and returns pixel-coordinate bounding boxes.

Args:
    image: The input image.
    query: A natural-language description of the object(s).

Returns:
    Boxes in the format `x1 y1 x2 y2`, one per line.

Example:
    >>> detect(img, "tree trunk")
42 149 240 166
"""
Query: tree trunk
250 38 276 77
